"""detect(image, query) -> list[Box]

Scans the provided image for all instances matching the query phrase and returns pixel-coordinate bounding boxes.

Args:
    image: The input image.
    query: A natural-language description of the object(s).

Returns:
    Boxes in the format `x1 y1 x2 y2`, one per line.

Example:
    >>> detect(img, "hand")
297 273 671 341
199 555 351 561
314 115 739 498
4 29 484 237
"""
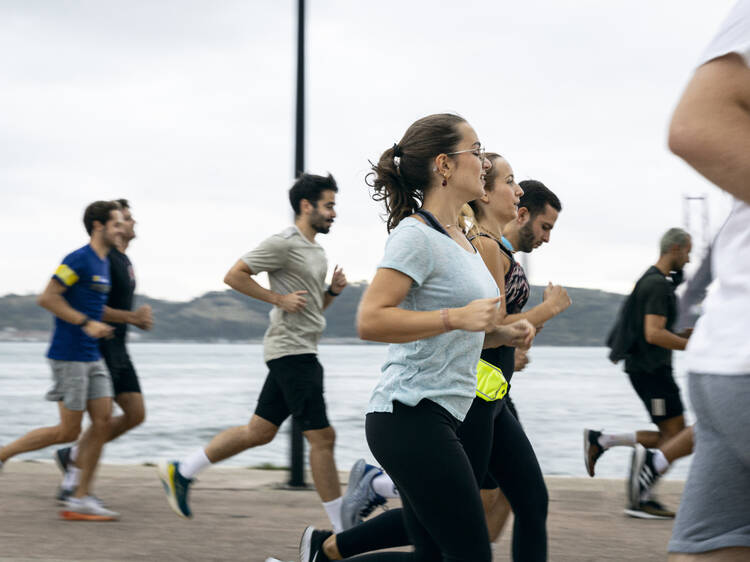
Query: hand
452 296 502 332
132 305 153 331
514 347 530 372
679 327 694 339
502 319 536 348
330 265 347 295
543 282 572 315
277 290 308 313
83 320 114 339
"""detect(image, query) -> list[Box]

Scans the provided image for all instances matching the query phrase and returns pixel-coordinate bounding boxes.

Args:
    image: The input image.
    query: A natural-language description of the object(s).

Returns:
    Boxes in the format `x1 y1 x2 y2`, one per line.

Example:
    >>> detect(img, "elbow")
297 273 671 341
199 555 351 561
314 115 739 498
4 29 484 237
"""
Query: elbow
356 308 376 341
644 330 657 345
668 111 705 165
223 271 236 289
37 293 49 309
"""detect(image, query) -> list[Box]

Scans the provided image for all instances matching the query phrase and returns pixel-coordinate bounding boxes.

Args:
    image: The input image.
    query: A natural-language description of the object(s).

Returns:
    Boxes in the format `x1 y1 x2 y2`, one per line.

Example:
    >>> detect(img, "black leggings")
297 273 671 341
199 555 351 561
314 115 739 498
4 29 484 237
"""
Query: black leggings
336 397 547 561
345 400 491 562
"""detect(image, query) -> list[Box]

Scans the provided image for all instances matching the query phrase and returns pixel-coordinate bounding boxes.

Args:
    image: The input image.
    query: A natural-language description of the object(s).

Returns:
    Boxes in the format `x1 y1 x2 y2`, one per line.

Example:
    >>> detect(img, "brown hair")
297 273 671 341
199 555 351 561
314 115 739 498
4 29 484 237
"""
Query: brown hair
83 200 120 235
460 152 503 235
367 113 466 232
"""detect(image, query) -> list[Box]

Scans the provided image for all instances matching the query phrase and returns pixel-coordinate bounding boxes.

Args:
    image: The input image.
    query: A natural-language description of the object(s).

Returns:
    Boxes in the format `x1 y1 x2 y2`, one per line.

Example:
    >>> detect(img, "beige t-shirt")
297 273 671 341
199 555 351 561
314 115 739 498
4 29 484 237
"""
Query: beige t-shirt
241 226 328 362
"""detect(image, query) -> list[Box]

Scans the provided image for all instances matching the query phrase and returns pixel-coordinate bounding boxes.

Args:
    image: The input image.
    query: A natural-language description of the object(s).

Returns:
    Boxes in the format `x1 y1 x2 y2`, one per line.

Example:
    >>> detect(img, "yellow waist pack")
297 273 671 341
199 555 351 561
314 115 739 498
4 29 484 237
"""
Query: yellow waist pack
476 359 509 402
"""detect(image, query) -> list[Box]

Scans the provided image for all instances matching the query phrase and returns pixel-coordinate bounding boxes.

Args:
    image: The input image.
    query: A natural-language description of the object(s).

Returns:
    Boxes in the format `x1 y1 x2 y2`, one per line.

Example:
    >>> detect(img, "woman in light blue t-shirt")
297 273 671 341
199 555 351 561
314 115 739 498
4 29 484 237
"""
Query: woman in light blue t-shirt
341 114 533 562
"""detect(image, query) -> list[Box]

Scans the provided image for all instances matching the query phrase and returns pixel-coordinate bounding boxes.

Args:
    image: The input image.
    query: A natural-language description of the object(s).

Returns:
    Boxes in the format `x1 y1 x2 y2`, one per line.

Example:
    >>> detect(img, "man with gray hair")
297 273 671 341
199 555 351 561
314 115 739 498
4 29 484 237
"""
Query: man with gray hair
584 227 692 519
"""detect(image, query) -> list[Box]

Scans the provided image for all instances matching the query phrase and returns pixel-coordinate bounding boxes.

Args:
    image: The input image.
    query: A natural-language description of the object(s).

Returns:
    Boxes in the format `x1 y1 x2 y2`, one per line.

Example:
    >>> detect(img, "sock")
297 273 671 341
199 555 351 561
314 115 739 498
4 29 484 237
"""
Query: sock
63 466 81 490
371 472 400 499
652 449 669 474
178 449 211 479
70 444 79 463
598 432 636 449
322 497 344 533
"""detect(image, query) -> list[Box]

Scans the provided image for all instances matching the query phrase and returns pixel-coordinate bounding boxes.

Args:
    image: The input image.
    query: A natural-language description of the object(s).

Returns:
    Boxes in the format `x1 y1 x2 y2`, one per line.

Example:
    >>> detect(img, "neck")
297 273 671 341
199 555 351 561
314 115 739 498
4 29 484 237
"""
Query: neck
477 215 508 240
502 223 520 250
421 190 465 228
295 217 317 242
654 256 673 276
89 236 111 259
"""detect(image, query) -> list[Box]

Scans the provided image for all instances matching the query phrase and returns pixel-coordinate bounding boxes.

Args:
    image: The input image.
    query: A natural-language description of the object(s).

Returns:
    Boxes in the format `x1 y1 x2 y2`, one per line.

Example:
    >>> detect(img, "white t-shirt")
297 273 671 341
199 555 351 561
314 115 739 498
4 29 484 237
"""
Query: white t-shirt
685 0 750 375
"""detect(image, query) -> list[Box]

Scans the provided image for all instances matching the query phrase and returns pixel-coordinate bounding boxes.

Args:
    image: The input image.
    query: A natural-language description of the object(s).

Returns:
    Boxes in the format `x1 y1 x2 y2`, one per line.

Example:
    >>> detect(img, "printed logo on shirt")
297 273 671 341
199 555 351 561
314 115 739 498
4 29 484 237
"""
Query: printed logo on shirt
54 264 79 287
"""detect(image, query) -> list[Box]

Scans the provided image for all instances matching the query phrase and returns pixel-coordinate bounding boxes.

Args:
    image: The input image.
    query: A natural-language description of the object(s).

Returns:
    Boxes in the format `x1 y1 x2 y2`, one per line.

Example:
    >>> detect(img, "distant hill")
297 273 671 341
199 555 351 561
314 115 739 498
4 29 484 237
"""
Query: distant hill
0 283 625 346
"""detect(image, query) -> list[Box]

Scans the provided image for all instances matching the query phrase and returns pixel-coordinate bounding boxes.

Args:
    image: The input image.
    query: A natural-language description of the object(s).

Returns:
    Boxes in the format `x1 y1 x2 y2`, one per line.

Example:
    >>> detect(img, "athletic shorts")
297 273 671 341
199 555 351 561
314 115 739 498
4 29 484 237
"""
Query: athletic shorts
100 339 141 395
627 366 684 423
254 353 330 431
45 359 113 411
669 373 750 554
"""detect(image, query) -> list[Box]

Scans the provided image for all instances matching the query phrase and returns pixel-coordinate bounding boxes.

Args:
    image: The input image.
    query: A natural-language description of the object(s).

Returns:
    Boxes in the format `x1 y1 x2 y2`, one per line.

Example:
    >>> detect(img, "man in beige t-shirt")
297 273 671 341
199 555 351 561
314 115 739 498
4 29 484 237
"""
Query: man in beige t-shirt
158 173 349 533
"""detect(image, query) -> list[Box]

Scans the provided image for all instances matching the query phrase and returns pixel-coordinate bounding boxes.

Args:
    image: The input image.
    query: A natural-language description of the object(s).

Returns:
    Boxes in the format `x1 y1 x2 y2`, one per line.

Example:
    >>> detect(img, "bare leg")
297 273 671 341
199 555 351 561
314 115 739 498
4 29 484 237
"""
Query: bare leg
635 430 662 448
0 402 82 462
305 426 341 502
323 535 343 560
73 397 111 498
662 426 694 464
75 392 146 460
656 415 687 446
669 547 750 561
204 414 278 463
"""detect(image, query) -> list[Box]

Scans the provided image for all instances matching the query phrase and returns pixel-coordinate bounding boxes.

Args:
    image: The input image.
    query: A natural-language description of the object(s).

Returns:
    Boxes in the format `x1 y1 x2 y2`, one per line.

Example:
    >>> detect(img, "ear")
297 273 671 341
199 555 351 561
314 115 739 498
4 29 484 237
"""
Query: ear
434 153 453 178
299 198 313 215
516 206 530 225
479 191 491 204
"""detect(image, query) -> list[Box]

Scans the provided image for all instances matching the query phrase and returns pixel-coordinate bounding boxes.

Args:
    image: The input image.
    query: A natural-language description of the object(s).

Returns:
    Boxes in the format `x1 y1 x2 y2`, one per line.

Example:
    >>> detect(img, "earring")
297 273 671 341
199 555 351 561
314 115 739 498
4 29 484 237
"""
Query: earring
442 176 447 187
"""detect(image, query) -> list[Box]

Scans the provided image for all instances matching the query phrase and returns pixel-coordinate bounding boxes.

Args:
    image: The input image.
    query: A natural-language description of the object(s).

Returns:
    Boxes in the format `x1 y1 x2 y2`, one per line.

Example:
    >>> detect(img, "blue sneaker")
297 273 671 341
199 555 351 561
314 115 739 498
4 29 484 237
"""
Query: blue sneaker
340 459 386 530
157 460 194 519
54 446 73 475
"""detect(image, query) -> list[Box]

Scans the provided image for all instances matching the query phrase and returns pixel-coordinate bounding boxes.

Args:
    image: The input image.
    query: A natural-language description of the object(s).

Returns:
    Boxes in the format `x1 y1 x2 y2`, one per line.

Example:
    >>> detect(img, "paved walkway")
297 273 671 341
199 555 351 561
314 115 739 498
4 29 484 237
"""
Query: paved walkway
0 461 683 561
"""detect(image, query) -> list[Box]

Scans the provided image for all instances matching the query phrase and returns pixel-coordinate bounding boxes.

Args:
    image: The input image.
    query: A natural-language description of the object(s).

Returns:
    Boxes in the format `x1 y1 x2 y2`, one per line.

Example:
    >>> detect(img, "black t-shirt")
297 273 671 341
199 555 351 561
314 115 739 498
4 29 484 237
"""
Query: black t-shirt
103 248 136 342
624 266 677 374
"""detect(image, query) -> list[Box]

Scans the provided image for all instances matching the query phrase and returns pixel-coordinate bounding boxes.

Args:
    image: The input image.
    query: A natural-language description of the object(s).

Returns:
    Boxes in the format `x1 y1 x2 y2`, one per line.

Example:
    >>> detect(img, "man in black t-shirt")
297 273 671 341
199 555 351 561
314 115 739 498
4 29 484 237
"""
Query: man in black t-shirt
585 227 693 519
54 199 153 499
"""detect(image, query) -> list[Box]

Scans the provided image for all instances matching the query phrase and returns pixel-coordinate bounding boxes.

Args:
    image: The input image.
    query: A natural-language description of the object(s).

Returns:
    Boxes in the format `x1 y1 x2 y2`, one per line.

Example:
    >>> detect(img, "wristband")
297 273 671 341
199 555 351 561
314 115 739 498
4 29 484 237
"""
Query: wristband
326 286 340 297
78 316 91 328
440 308 453 332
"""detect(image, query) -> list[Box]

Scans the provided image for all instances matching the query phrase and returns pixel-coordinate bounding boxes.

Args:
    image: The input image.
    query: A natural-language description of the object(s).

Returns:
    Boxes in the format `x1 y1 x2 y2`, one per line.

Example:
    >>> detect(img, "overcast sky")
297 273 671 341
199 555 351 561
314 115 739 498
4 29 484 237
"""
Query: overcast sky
0 1 737 301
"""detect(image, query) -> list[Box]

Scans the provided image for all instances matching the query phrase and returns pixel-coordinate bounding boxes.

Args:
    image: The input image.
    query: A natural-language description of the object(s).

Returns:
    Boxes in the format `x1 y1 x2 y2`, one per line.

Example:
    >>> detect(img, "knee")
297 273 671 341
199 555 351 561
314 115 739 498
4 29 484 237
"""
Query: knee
58 426 81 443
126 407 146 429
249 424 276 446
308 427 336 450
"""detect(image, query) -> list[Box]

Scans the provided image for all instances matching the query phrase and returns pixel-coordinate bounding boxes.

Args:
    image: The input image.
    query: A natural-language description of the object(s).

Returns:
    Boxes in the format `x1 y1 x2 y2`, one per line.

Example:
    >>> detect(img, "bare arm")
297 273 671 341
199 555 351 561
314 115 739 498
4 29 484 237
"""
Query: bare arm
474 236 508 325
669 53 750 205
323 265 347 310
224 259 307 312
644 314 688 351
37 279 113 339
505 283 571 327
356 268 501 343
102 304 153 330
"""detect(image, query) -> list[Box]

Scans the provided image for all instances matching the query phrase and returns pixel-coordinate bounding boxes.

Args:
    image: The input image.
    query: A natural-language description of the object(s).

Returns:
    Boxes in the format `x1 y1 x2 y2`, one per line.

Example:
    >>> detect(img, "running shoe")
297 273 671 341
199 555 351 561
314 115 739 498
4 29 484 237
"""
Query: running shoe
340 459 386 530
624 499 675 520
60 495 119 521
157 459 194 519
583 428 606 477
299 526 333 562
628 444 661 508
54 446 73 475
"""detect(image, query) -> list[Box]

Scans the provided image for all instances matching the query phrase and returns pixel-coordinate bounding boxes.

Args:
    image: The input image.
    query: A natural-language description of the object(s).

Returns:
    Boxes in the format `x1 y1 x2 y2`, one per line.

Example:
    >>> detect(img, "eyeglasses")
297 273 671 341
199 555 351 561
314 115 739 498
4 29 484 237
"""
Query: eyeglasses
446 147 486 162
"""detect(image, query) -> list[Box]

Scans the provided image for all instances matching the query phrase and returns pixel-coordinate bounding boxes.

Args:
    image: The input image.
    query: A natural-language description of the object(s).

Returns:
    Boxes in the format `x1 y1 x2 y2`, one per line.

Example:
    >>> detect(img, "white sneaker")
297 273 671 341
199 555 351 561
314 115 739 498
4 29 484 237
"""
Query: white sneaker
61 495 119 520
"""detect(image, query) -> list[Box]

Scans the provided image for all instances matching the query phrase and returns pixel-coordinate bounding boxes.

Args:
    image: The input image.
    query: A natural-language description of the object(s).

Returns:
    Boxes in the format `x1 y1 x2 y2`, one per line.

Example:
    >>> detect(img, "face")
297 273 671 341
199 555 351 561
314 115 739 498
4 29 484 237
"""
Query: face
101 209 125 249
306 189 337 234
444 122 491 200
671 239 692 271
121 207 136 242
483 157 523 225
517 203 559 253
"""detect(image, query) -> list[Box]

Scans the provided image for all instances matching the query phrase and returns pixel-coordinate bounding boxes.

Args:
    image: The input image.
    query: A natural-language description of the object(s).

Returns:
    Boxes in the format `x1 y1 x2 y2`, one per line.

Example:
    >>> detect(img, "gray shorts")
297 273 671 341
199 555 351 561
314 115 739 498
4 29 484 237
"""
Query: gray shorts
45 359 114 411
669 372 750 554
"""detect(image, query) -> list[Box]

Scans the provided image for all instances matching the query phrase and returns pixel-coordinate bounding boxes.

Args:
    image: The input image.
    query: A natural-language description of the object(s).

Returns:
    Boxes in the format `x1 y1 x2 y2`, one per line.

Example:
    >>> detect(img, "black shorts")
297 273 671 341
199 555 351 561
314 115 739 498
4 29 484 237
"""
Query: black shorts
254 353 330 431
99 338 141 395
627 366 684 424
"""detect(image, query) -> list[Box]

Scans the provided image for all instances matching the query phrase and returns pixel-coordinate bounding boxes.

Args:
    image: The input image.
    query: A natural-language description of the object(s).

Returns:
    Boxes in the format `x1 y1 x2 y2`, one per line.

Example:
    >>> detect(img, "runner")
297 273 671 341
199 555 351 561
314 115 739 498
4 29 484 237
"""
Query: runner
300 151 551 561
54 199 153 501
0 201 123 520
667 1 750 558
158 173 351 533
585 227 692 518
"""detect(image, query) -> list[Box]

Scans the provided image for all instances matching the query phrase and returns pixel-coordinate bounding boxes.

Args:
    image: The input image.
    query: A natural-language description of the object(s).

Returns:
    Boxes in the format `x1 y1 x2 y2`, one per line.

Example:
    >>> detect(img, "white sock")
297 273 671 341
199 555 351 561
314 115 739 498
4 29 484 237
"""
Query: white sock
63 466 81 490
70 444 79 463
178 449 212 479
598 432 636 449
371 472 400 499
652 449 669 474
323 497 344 533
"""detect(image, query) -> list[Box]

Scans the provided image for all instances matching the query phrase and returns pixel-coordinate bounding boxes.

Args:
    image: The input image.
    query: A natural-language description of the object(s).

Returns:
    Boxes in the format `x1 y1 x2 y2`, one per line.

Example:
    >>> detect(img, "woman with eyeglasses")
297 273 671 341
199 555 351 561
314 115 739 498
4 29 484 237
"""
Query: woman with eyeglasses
299 113 534 562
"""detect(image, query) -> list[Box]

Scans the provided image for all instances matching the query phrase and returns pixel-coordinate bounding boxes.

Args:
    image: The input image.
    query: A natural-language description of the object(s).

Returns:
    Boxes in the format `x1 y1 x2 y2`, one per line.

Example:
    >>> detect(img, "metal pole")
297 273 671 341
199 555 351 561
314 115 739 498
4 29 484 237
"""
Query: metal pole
289 0 306 488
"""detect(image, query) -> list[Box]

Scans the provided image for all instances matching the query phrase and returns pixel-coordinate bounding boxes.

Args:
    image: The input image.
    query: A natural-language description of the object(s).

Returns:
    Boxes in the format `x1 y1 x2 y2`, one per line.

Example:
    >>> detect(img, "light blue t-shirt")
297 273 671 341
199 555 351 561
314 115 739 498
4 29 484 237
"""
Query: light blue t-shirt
367 217 499 421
